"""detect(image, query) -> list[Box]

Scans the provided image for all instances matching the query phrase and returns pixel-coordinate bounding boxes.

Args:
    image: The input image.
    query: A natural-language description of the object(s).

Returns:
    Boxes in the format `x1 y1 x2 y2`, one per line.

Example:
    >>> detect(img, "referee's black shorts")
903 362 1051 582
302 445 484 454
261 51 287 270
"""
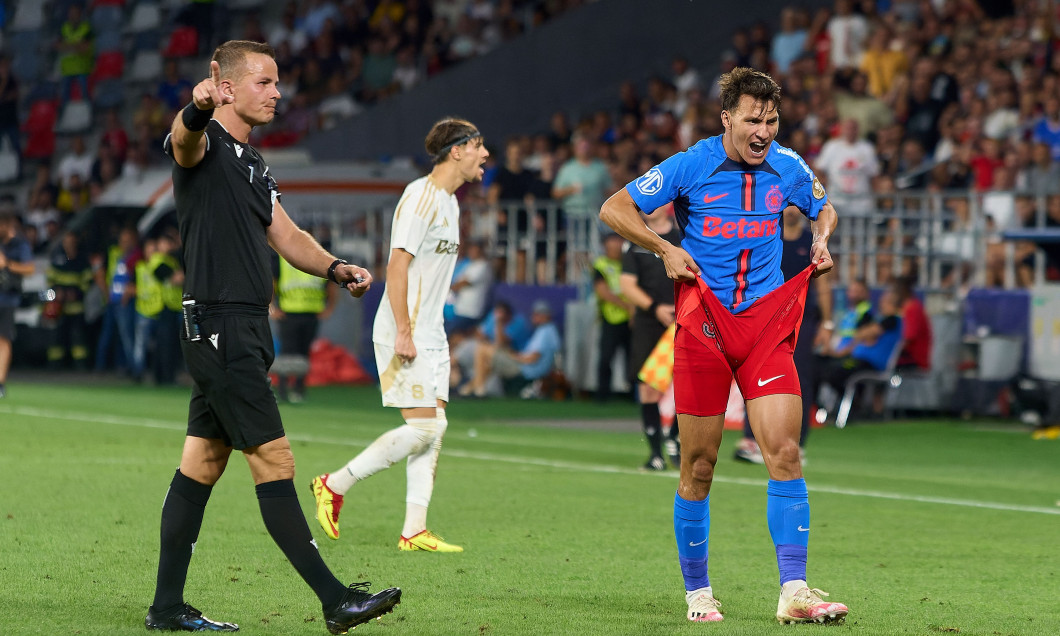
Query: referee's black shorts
181 304 284 450
628 316 668 386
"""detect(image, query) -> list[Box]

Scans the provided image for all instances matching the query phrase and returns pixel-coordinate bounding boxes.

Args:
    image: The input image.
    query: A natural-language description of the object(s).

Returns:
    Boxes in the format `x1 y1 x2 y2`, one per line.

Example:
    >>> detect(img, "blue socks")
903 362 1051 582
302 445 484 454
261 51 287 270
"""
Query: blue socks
674 493 710 591
767 478 809 585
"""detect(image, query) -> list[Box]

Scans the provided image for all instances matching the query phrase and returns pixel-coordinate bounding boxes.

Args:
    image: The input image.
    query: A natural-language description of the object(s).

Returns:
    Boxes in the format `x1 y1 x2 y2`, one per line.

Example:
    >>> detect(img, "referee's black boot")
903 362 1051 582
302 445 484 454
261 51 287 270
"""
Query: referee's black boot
324 583 401 635
145 602 239 631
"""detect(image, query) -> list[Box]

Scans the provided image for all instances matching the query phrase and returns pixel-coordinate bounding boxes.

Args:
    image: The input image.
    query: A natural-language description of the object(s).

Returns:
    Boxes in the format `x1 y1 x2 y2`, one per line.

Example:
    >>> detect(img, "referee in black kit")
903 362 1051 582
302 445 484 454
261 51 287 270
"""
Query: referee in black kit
145 41 400 634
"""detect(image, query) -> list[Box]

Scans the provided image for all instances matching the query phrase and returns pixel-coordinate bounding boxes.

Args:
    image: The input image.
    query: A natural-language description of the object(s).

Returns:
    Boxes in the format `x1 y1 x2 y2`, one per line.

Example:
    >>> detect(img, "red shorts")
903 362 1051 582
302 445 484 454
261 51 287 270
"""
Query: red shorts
672 264 816 416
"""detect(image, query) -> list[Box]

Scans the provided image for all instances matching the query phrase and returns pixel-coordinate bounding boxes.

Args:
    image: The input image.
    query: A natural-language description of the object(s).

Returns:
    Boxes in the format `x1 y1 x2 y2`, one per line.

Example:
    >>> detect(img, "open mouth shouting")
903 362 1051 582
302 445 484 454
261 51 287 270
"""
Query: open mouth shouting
749 140 768 158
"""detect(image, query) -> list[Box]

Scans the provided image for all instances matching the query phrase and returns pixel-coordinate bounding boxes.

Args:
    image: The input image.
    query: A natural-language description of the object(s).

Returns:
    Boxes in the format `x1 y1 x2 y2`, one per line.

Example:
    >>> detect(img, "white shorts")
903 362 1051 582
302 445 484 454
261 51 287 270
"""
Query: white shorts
374 343 451 408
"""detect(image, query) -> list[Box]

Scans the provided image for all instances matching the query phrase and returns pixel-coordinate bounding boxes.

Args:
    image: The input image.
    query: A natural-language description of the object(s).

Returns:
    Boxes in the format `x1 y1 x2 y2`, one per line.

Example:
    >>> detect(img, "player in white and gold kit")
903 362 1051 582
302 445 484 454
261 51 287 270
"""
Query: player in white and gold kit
311 118 488 552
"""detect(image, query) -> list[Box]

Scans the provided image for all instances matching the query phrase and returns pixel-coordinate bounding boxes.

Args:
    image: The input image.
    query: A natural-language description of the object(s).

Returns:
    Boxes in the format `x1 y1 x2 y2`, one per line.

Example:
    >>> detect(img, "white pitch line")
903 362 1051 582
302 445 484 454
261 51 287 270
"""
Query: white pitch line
4 405 1059 516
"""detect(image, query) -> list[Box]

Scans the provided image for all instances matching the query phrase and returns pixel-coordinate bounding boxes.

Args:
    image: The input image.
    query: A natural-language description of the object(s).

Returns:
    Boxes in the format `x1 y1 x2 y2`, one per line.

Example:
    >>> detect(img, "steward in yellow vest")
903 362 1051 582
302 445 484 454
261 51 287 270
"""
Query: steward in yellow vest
272 256 336 402
592 233 633 402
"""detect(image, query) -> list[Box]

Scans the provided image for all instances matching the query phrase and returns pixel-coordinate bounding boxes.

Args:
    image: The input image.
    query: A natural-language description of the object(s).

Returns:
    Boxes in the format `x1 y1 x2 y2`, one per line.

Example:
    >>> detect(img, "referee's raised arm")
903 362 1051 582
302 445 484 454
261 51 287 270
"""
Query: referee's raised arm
169 60 231 168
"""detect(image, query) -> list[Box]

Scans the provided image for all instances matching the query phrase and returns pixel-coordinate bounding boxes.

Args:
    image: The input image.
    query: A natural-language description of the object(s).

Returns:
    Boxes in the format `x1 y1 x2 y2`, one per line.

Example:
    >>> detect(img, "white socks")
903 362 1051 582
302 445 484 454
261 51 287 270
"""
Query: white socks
327 418 435 495
402 408 449 537
327 409 450 539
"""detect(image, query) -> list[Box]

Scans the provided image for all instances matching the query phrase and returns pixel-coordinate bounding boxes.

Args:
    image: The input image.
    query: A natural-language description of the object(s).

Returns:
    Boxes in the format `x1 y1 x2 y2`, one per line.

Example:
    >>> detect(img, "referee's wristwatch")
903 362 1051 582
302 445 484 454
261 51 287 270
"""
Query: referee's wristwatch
327 259 348 285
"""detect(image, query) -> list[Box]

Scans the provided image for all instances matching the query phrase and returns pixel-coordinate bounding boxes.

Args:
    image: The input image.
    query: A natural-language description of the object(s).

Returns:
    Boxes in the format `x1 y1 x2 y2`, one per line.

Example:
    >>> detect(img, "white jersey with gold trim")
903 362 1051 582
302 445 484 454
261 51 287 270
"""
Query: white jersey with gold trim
373 175 461 349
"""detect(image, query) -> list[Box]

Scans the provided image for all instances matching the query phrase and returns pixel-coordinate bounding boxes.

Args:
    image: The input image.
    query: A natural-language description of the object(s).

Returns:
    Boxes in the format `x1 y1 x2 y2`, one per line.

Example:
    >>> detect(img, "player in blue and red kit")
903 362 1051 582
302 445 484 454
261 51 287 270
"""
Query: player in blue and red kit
601 67 848 625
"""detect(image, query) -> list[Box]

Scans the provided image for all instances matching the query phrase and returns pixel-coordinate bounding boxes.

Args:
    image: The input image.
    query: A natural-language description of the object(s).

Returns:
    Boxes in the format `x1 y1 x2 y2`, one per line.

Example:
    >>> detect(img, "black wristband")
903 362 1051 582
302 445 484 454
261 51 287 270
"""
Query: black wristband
327 259 348 285
647 301 659 316
182 102 214 132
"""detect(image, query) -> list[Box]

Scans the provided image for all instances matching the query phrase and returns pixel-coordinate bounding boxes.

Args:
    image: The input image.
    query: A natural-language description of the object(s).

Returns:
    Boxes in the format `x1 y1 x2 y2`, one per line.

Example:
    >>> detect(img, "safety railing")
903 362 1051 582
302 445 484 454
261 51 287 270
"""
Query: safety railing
285 192 1057 292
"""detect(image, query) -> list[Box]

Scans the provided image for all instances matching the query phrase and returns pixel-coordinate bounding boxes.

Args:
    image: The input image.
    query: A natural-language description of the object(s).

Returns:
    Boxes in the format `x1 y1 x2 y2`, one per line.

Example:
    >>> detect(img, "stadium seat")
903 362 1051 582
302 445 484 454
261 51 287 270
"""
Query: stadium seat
11 2 46 31
91 4 124 32
833 339 905 429
91 51 125 83
129 50 163 83
0 138 20 184
95 28 124 53
125 2 161 33
163 26 199 58
55 101 93 135
22 100 58 161
884 310 962 414
93 78 125 110
90 0 126 7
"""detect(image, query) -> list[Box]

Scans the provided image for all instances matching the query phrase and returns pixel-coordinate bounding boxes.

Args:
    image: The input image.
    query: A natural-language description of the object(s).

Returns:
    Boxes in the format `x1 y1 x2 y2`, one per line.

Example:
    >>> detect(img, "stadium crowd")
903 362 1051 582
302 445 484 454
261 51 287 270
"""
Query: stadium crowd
2 0 1059 395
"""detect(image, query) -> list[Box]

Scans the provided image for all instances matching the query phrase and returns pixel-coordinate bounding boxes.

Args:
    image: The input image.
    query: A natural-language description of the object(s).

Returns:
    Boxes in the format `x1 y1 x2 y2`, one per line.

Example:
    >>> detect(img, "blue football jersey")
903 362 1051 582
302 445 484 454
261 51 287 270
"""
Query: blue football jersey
626 135 827 314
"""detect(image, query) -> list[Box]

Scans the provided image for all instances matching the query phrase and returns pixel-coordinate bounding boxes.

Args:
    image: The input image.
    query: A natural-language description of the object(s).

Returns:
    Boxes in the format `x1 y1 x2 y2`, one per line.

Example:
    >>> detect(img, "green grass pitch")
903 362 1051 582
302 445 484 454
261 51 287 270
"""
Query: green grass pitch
1 381 1058 635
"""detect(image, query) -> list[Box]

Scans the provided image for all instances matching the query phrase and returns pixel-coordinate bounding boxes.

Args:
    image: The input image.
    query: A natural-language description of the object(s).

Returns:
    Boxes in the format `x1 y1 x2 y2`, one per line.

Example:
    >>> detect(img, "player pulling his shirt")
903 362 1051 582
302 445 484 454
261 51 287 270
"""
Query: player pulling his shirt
600 67 848 625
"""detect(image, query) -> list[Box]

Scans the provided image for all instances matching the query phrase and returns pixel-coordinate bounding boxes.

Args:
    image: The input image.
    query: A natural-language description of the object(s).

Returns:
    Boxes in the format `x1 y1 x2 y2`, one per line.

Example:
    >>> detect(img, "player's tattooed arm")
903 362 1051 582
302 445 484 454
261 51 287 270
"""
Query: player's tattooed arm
600 189 699 281
810 200 838 278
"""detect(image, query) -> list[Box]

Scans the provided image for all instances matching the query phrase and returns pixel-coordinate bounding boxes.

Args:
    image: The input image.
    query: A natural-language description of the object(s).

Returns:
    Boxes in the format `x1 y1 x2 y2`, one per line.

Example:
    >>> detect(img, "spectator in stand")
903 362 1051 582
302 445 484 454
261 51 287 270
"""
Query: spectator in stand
393 46 422 92
157 60 194 112
100 109 129 165
302 0 342 39
592 233 632 402
270 2 310 54
827 0 869 70
360 38 397 102
460 300 561 398
57 135 94 191
969 136 1005 191
444 239 493 336
89 142 121 199
818 288 903 399
858 23 908 99
771 7 809 75
317 75 362 130
489 136 546 282
1019 142 1060 194
814 118 880 218
56 3 94 107
552 133 612 232
833 70 894 140
890 276 931 371
451 299 532 392
893 137 932 190
0 55 21 178
671 57 703 118
982 88 1021 142
132 93 169 146
46 231 93 370
25 189 61 243
1031 94 1060 162
57 174 91 217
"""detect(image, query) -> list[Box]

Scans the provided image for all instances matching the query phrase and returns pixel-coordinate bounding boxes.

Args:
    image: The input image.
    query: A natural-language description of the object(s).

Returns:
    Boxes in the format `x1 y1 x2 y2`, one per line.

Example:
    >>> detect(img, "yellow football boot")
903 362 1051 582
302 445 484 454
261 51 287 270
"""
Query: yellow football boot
398 529 463 552
309 474 344 540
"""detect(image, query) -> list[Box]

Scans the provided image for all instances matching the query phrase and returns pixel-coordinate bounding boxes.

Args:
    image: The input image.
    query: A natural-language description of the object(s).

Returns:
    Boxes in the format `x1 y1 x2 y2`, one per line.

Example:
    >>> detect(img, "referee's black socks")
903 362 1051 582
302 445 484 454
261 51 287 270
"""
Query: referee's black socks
642 402 664 459
152 469 212 611
256 479 346 608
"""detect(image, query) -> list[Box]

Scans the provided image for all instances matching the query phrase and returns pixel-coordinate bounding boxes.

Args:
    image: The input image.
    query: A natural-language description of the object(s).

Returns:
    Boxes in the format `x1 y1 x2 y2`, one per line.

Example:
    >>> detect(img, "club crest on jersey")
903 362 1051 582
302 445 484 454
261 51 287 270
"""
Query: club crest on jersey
765 184 783 213
636 167 664 196
812 177 826 200
435 239 460 255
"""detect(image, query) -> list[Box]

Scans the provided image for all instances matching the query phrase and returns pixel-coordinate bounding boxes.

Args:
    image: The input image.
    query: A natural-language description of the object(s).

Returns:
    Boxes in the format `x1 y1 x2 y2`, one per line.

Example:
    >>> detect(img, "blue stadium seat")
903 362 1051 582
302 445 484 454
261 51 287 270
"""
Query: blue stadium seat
93 79 125 110
91 4 124 32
